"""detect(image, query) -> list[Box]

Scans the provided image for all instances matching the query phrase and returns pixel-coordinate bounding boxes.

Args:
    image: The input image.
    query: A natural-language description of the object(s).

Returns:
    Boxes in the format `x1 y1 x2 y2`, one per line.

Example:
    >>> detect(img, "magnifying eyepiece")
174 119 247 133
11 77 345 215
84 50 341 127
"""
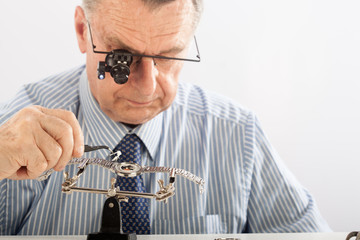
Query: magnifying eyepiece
110 64 130 84
96 50 133 84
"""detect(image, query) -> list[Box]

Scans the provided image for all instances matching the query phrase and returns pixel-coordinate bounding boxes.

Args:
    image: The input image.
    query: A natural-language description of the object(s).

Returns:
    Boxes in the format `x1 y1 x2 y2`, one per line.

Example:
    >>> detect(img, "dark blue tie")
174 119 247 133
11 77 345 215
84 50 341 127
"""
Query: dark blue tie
114 134 150 234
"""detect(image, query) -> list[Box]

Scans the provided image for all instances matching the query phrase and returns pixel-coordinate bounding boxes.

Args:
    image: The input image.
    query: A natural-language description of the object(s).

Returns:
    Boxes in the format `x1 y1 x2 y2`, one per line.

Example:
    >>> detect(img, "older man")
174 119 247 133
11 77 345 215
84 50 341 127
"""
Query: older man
0 0 330 235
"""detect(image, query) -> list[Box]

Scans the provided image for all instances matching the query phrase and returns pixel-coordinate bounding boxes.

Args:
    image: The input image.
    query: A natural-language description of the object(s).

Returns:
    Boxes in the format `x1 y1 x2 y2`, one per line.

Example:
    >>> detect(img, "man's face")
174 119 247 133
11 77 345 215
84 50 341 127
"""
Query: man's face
80 0 195 125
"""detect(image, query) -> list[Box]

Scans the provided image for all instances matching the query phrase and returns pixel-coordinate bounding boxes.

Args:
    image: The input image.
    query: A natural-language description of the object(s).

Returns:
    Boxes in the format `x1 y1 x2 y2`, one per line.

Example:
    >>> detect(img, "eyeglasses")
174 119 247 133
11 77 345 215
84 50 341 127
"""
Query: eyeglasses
88 22 201 84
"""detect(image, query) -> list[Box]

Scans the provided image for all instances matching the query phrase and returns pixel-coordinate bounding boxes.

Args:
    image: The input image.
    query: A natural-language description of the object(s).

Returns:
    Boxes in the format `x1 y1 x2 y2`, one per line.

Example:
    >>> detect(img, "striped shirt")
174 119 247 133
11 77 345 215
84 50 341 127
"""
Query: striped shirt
0 65 331 235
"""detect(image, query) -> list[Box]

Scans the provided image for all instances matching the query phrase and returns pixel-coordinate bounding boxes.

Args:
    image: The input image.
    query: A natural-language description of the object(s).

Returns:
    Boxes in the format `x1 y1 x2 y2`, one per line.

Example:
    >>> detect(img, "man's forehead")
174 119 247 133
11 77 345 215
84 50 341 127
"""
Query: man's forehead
95 0 194 11
91 0 194 54
92 0 196 28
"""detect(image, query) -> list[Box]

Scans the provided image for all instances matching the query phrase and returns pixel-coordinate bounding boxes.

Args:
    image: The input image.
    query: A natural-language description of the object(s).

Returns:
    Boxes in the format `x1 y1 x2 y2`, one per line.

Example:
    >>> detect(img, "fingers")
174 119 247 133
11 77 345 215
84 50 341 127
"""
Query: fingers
36 106 84 170
34 127 63 170
0 105 84 180
26 152 50 178
17 149 48 179
37 106 84 156
6 144 48 180
42 107 84 157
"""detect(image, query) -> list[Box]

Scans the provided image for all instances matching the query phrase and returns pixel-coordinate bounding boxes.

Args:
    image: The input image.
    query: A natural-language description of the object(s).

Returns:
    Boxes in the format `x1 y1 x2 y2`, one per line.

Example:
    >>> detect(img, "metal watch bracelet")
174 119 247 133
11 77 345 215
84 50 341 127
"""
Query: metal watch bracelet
37 157 205 193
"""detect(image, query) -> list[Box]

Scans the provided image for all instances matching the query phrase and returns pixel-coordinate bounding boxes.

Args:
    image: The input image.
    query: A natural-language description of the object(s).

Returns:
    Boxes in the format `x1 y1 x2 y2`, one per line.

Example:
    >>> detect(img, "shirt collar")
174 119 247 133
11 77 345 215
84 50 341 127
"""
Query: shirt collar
78 68 163 160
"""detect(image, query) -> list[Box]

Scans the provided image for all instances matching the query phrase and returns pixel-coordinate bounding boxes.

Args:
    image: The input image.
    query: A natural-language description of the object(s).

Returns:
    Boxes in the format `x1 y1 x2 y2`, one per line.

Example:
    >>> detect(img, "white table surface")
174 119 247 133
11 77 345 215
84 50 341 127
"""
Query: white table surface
0 232 351 240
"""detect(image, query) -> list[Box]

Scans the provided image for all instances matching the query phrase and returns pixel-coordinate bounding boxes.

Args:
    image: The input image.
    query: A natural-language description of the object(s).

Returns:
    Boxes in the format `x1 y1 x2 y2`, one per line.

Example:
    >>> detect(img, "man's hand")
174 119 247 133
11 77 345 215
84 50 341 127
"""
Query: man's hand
0 106 84 180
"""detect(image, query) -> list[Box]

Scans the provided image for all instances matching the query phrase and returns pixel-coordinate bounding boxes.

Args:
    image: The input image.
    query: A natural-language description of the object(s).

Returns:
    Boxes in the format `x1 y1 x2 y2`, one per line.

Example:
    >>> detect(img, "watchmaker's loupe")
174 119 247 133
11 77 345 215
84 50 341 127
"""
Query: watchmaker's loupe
97 50 133 84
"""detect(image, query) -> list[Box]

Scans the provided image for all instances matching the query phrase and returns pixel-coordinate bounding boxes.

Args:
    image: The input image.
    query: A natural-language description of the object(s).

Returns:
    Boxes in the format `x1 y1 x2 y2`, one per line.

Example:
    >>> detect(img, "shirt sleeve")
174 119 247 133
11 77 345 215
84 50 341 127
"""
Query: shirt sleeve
0 88 36 235
0 179 6 235
245 113 332 232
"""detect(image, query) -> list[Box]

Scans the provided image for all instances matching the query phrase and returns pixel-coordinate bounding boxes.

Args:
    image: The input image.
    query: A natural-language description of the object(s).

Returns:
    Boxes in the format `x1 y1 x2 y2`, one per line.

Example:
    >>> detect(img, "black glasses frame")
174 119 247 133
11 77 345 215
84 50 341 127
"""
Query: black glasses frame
87 22 201 84
88 22 201 63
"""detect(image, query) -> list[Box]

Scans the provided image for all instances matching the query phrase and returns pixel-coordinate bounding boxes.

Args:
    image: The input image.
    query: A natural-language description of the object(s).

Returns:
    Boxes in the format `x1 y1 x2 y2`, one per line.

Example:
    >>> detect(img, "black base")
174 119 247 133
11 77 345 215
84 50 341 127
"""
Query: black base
87 232 137 240
87 197 137 240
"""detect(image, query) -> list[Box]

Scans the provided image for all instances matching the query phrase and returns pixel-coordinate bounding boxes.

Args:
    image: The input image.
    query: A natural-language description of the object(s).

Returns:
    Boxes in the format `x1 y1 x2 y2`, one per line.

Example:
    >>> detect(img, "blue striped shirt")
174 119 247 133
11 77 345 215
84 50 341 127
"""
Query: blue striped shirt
0 65 331 235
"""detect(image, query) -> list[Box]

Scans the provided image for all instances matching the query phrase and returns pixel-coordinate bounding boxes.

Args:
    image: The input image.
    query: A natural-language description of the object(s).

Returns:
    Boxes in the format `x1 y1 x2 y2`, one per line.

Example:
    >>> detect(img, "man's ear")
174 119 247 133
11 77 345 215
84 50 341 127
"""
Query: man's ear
74 6 88 54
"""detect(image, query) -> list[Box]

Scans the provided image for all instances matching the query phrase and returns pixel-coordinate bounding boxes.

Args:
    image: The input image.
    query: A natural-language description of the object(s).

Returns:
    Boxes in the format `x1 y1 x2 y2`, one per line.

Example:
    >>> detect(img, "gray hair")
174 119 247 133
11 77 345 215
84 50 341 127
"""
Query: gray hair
82 0 203 28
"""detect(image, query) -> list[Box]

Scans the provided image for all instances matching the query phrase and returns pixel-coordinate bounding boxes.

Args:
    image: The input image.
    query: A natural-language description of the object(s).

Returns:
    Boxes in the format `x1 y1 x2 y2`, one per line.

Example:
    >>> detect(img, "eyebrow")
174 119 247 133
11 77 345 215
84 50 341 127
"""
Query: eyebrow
103 36 185 56
104 36 138 53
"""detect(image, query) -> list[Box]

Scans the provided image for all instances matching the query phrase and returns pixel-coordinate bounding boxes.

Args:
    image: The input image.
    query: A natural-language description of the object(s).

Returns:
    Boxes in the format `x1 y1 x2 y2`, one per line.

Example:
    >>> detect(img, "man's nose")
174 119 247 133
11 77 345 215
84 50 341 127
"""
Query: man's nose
128 58 157 96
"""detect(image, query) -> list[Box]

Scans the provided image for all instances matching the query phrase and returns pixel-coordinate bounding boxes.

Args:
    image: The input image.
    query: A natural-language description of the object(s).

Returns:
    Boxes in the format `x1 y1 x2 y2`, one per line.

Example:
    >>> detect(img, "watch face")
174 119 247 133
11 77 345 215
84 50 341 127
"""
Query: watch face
115 162 142 177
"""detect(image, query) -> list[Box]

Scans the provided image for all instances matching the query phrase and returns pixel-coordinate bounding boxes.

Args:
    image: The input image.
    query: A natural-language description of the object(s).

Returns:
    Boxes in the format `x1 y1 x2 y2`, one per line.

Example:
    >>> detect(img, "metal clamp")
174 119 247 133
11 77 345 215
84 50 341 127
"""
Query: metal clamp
37 144 205 203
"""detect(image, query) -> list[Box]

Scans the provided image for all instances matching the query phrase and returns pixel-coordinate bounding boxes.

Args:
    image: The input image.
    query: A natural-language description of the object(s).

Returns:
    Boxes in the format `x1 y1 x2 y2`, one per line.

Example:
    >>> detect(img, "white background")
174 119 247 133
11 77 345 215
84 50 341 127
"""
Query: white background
1 0 360 232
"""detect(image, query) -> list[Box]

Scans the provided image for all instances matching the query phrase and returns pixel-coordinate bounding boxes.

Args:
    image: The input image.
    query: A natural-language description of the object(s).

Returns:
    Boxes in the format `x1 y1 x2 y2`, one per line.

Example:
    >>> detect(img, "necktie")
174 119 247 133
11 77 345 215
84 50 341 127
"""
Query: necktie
114 134 150 234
